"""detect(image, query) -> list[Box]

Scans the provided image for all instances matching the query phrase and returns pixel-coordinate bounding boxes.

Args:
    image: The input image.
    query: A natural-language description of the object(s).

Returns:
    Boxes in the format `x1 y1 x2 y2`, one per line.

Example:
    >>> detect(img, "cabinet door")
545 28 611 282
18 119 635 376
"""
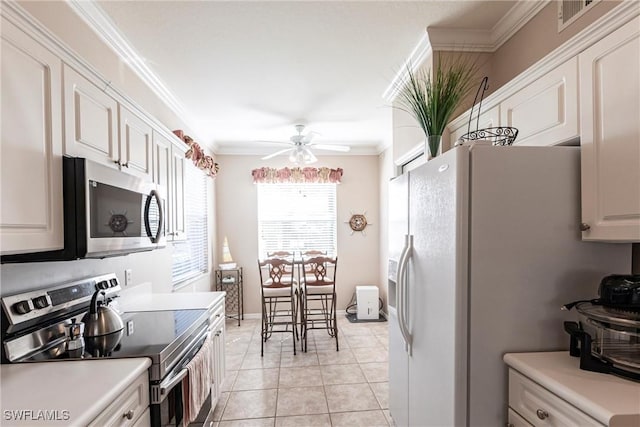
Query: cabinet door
153 131 172 239
448 105 500 146
171 145 187 240
501 57 579 146
0 19 64 254
63 64 119 166
579 17 640 241
211 311 226 403
119 105 152 181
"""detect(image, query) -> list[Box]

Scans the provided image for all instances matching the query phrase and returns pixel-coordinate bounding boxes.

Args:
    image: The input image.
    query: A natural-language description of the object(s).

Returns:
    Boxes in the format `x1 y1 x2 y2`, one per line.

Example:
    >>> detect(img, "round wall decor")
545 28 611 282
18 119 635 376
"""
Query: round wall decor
346 211 371 235
349 214 367 232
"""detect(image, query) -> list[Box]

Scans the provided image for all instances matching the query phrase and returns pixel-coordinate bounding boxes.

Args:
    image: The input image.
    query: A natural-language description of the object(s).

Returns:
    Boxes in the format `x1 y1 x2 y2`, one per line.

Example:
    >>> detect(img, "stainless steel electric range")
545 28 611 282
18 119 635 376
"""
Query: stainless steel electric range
1 273 212 426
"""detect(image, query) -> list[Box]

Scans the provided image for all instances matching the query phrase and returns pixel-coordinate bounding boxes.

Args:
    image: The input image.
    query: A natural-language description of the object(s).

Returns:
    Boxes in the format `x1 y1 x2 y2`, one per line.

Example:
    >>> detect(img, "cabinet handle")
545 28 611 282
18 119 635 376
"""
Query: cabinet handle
536 409 549 420
114 159 122 166
122 162 129 168
216 313 221 318
123 410 134 420
167 232 175 236
580 222 591 231
215 330 221 337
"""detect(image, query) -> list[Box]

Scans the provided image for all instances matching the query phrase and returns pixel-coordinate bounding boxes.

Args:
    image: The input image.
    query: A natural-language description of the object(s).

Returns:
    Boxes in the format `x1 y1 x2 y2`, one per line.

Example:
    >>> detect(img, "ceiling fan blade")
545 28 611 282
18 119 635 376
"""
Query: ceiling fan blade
301 131 320 144
310 144 351 152
261 147 292 160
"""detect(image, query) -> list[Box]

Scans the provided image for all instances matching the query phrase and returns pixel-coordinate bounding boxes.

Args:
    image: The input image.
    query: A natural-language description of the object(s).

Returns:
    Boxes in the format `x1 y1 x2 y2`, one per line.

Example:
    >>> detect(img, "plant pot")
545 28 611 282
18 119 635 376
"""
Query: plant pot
425 135 442 159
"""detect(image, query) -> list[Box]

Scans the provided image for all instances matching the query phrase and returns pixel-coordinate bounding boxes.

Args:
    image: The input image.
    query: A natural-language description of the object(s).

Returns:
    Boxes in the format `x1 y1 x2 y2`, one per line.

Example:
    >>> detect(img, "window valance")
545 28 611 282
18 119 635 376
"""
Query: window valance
251 167 343 184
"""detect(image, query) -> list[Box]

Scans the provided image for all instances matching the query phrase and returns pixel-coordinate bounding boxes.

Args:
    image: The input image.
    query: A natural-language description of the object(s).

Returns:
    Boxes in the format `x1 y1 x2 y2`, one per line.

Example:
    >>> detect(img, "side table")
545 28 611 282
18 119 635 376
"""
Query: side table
215 267 244 326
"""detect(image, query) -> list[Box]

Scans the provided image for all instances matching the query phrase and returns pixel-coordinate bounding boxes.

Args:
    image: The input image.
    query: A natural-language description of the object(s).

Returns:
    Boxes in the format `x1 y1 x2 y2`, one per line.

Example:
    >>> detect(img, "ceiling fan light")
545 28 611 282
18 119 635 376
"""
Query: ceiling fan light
302 147 317 164
288 149 299 163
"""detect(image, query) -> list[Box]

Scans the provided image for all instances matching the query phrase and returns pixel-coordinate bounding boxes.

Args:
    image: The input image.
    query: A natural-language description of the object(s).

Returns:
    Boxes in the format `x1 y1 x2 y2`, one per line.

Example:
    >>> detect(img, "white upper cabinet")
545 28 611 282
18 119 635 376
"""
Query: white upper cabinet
63 64 119 167
64 64 152 181
579 16 640 242
501 57 579 146
170 145 187 241
119 105 152 181
0 18 64 254
152 130 172 240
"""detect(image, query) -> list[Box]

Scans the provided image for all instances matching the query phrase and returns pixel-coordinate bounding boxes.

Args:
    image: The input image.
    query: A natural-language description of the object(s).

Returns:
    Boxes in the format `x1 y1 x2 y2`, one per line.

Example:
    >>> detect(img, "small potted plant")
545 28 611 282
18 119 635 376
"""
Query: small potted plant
396 54 478 158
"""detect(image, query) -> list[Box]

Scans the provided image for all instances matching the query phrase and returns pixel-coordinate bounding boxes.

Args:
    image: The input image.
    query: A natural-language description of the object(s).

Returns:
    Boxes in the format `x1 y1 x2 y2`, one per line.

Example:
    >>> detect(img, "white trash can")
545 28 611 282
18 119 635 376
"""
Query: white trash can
356 285 379 320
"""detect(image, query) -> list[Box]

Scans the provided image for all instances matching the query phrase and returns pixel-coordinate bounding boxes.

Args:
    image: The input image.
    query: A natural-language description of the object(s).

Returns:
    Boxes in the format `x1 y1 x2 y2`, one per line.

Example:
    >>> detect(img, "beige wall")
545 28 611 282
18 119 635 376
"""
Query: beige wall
216 154 381 315
1 2 216 296
490 0 622 92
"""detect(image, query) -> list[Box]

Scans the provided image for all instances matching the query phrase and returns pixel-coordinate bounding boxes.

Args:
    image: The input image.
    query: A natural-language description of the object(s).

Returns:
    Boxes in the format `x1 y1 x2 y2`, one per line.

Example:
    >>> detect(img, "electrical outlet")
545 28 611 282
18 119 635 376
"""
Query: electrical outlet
127 320 135 336
125 269 133 287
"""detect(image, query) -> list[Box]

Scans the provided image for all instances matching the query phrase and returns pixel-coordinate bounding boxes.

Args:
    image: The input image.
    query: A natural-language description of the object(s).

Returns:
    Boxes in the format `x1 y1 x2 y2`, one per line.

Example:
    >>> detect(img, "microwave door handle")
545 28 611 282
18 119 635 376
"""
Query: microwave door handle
144 190 163 243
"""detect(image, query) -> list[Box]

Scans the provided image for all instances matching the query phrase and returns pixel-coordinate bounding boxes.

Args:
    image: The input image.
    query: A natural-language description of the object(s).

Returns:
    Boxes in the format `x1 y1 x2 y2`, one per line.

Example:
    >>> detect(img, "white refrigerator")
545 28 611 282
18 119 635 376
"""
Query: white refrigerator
388 144 630 426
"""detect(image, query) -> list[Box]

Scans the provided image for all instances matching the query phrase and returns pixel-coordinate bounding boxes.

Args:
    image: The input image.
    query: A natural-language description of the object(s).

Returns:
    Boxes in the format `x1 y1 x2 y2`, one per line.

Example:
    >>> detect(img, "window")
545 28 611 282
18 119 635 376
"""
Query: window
172 166 208 285
257 183 337 257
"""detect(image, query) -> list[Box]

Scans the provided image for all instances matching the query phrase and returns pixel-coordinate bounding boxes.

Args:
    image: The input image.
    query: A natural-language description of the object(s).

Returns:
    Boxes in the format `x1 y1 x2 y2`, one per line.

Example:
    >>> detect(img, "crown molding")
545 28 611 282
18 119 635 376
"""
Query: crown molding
427 0 550 52
381 1 548 103
381 33 432 103
66 0 202 145
491 0 550 50
426 28 494 52
446 0 640 133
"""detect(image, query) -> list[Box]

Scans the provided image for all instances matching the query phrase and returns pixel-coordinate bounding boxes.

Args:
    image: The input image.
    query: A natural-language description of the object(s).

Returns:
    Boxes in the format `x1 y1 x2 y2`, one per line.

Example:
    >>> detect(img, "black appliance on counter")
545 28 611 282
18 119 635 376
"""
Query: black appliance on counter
1 156 166 263
1 273 212 426
563 274 640 381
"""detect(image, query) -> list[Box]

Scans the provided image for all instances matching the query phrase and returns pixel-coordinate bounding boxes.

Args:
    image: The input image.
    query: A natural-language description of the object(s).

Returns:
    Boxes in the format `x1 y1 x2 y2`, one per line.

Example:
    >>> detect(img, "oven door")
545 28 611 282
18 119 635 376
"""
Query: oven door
83 159 166 257
150 329 213 427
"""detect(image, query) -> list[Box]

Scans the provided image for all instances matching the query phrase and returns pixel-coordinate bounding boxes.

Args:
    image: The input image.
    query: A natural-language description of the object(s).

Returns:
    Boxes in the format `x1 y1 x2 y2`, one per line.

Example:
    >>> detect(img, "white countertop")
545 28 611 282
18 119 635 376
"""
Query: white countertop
0 358 150 426
119 288 225 312
504 352 640 426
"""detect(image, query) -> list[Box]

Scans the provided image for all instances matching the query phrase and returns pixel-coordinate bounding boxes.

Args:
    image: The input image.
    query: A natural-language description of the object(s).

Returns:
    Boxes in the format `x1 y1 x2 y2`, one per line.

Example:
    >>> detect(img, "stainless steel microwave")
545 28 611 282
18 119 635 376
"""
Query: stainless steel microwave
2 157 166 263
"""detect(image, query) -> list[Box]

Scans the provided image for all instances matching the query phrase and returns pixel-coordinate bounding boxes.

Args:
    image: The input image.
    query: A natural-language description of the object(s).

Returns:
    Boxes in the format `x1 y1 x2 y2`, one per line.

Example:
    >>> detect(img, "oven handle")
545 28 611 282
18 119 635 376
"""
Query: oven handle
157 329 212 398
159 367 189 396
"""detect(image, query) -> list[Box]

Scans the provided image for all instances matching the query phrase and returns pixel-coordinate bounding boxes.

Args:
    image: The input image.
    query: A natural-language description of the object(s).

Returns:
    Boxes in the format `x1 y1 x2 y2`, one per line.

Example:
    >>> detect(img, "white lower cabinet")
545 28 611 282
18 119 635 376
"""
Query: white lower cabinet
501 57 579 146
579 16 640 242
509 408 533 427
210 299 226 404
0 17 64 255
508 369 603 427
131 408 150 427
89 370 150 427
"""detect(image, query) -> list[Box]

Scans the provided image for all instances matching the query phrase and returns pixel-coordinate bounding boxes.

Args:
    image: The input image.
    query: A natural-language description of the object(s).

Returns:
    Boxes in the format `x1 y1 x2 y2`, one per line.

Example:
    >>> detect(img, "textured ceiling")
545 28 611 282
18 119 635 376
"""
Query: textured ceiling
96 1 516 154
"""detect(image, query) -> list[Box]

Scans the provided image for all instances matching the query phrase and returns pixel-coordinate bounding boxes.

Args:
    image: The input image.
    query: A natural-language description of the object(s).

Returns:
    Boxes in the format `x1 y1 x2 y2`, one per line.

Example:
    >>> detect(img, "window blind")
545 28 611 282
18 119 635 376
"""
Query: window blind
257 183 337 258
172 166 208 285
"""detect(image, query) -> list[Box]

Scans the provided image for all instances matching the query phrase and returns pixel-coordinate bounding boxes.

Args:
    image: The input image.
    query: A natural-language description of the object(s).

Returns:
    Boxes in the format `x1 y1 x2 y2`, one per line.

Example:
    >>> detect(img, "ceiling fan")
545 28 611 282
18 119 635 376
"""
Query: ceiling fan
260 124 351 164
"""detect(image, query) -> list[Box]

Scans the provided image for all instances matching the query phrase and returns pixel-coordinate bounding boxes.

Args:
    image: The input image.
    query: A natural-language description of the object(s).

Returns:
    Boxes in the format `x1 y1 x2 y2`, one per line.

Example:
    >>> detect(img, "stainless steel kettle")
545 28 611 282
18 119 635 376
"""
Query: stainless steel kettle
82 290 124 356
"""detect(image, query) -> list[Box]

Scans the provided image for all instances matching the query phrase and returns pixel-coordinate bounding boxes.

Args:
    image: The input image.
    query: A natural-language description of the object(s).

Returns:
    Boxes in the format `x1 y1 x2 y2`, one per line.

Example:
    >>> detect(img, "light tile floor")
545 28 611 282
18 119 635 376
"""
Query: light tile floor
214 317 391 427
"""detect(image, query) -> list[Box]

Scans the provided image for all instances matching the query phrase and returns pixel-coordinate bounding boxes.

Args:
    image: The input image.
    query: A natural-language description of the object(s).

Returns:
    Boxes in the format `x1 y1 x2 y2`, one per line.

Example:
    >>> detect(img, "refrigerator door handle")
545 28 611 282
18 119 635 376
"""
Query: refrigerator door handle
397 234 413 355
